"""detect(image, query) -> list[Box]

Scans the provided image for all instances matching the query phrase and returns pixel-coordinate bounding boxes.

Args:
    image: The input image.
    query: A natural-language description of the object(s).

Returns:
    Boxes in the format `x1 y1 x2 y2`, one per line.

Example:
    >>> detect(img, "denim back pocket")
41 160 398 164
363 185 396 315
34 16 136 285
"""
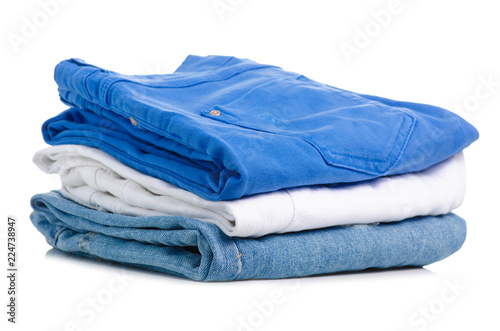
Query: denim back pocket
201 76 415 175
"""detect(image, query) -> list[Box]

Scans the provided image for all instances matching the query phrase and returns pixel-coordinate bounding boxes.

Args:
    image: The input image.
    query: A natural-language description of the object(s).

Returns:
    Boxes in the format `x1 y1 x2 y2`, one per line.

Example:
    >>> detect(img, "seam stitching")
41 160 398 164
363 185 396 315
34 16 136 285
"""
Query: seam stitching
51 227 65 246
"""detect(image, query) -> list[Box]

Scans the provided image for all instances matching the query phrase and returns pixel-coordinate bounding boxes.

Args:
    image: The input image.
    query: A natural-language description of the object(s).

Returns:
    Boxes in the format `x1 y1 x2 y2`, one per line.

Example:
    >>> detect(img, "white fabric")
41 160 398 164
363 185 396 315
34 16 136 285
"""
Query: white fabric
33 145 467 237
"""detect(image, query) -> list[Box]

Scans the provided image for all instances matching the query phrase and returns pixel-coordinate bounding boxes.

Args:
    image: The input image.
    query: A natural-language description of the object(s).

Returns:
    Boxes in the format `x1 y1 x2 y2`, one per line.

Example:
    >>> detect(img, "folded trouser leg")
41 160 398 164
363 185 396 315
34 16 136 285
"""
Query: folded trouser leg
42 56 479 200
31 191 467 281
33 145 467 238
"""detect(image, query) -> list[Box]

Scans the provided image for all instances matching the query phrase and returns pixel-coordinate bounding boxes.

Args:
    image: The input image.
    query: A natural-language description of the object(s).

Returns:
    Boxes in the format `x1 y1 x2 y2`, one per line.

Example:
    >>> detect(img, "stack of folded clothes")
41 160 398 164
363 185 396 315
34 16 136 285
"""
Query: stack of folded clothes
30 55 479 281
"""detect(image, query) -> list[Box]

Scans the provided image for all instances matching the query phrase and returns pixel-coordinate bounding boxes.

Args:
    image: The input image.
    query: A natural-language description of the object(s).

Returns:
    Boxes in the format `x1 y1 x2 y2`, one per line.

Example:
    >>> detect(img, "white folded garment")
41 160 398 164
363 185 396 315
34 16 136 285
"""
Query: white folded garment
33 145 466 237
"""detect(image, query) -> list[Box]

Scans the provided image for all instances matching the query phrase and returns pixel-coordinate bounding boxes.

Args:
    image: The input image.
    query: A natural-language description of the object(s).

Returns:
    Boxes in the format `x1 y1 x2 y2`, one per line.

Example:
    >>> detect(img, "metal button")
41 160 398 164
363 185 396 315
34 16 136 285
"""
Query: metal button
130 117 138 126
209 110 221 116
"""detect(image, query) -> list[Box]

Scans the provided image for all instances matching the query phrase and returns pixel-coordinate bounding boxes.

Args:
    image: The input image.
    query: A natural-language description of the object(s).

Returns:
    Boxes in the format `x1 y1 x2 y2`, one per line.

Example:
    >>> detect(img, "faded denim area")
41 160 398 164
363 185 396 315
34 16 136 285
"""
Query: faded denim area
31 192 466 281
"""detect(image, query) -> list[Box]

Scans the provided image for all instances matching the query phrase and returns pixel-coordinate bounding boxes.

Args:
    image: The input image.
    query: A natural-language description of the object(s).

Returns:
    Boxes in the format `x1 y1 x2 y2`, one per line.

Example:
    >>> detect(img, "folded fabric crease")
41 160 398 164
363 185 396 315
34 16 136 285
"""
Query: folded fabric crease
34 145 467 237
31 192 467 281
42 55 479 200
29 55 478 281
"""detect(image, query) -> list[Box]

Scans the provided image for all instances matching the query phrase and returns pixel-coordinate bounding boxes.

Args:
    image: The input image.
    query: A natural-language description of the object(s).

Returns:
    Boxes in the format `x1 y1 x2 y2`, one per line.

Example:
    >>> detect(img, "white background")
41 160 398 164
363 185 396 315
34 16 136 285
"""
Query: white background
1 0 499 330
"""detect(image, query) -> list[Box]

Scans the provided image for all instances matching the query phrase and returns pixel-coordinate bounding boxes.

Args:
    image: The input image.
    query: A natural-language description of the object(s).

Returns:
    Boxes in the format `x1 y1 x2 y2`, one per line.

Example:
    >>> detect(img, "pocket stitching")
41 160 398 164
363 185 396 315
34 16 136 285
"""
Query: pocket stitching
205 97 415 175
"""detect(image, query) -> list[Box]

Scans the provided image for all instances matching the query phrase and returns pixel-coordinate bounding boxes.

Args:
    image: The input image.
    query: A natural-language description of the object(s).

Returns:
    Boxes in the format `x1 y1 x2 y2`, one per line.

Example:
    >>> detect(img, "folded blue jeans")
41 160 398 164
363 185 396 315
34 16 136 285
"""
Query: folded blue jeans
31 191 467 281
42 55 478 200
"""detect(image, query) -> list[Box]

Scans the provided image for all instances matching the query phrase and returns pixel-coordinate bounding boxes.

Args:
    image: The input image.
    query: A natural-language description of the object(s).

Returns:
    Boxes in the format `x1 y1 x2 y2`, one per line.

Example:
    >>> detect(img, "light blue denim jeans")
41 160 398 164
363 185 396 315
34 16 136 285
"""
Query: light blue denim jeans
30 191 467 281
42 55 479 200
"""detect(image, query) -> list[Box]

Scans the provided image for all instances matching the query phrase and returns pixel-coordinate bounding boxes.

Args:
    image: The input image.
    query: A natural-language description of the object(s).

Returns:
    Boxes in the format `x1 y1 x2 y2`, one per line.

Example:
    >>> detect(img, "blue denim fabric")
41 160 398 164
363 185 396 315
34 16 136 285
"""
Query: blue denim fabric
31 191 467 281
42 55 479 200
